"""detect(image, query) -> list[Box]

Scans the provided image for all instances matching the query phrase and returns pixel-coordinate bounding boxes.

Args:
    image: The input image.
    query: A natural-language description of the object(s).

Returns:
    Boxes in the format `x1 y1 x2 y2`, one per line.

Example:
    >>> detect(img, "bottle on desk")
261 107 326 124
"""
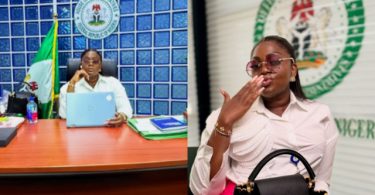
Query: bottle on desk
26 96 38 124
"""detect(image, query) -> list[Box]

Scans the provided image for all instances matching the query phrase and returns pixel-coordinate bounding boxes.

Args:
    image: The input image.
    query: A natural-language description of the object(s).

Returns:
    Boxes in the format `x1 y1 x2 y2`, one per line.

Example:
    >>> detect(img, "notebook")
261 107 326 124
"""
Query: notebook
150 117 187 132
0 127 17 147
66 92 116 127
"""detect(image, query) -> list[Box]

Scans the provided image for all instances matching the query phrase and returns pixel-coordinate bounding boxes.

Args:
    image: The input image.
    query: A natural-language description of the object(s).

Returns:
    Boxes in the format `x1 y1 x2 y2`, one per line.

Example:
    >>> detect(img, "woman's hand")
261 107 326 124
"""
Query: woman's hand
217 75 265 129
106 112 126 127
70 69 89 85
207 76 264 180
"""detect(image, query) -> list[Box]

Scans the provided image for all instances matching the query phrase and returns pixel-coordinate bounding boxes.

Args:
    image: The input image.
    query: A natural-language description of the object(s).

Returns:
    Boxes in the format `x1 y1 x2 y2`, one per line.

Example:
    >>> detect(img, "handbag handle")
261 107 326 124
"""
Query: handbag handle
248 149 316 181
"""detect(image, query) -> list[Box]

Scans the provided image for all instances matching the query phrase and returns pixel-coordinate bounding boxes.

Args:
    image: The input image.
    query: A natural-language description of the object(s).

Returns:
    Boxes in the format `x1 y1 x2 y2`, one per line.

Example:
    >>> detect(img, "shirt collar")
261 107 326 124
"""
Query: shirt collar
289 90 308 112
77 74 105 89
251 90 308 114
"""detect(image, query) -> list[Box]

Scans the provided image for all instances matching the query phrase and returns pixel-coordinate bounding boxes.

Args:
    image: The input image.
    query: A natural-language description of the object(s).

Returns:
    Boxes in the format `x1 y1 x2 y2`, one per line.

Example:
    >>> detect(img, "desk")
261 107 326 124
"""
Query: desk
0 119 187 194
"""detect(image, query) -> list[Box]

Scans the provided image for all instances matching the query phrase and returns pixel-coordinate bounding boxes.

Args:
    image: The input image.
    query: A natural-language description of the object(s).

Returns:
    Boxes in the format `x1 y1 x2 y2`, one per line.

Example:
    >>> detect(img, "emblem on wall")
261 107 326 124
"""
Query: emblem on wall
74 0 120 40
254 0 365 99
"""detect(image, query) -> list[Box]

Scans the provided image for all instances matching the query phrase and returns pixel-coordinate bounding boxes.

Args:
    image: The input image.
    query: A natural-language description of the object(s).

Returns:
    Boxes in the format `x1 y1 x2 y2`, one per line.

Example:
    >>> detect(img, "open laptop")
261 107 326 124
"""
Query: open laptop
66 92 116 127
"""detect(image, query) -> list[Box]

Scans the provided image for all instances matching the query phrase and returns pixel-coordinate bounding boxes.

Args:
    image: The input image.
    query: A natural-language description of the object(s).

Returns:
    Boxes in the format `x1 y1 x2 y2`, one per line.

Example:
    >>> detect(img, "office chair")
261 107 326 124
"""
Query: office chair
66 58 118 81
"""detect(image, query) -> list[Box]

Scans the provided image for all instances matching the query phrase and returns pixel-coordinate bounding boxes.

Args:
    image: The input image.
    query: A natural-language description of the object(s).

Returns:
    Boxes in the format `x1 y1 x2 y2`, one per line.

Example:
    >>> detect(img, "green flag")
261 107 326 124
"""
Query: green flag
23 20 59 119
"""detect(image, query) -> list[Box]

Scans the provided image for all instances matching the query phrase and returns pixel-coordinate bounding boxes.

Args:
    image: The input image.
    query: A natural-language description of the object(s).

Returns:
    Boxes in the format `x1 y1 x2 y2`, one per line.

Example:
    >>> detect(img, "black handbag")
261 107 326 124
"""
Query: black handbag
234 149 327 195
6 92 38 116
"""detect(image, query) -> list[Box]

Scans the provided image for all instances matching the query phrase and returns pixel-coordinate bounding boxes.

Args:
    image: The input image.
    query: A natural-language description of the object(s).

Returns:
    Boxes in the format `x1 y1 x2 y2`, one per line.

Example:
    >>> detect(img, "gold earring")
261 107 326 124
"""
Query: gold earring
290 76 296 82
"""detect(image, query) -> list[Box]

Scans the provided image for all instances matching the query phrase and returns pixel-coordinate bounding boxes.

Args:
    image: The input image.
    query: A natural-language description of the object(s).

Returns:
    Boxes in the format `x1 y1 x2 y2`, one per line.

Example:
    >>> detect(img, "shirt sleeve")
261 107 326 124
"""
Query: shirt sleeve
189 111 231 195
314 110 339 193
111 77 133 119
58 83 68 119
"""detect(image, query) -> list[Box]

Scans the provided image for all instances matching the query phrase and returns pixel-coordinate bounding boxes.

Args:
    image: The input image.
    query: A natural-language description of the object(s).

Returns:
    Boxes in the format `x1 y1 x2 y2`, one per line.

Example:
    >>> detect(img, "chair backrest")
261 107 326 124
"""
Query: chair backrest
66 58 118 81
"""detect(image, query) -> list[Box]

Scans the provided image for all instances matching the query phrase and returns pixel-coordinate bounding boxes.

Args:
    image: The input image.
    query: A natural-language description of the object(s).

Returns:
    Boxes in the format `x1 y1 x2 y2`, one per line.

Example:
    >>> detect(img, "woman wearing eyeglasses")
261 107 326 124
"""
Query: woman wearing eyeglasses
58 49 132 127
190 35 338 194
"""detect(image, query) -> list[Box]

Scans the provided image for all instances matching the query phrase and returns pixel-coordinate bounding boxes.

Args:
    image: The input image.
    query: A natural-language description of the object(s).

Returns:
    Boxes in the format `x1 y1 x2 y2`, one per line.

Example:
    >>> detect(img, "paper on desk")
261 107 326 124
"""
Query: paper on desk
0 117 25 128
131 117 161 133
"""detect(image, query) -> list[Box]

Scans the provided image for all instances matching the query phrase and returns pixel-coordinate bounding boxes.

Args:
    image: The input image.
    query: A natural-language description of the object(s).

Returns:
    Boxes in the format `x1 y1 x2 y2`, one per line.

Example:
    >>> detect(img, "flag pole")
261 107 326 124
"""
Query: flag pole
53 0 57 16
48 0 58 118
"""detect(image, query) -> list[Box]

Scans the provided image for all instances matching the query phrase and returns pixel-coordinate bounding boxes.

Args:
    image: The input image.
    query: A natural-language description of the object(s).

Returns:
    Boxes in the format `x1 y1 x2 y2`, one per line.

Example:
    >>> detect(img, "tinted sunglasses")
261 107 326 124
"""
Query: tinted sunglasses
82 59 100 65
246 53 294 73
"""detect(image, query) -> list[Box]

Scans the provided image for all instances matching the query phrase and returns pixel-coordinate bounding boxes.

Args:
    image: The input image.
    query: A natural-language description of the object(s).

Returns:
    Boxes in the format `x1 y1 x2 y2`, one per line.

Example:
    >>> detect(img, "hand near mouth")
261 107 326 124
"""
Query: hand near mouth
216 75 265 130
70 69 90 84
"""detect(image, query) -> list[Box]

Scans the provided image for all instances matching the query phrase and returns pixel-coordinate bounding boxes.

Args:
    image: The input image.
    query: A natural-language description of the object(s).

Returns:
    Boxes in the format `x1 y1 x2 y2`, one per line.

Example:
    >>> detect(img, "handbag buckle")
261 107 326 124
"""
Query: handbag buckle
235 181 254 193
305 177 315 190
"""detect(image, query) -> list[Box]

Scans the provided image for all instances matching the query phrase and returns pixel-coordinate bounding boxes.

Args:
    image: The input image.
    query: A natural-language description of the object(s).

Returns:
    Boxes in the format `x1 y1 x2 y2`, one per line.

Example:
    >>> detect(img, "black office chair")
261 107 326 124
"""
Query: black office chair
66 58 118 81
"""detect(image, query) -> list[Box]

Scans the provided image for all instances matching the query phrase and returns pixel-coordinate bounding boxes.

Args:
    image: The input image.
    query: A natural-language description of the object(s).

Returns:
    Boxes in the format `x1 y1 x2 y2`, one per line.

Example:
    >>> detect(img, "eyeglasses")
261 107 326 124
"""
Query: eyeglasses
82 59 100 65
246 53 294 77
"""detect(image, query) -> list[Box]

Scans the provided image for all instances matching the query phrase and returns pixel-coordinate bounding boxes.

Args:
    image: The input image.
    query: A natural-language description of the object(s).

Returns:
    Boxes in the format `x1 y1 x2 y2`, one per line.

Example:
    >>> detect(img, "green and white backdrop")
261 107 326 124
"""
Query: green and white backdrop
189 0 375 194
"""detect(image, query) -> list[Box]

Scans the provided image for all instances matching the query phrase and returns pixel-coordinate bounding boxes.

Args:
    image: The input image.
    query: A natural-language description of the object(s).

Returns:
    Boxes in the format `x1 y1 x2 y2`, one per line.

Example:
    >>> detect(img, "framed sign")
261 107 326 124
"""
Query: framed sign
74 0 120 40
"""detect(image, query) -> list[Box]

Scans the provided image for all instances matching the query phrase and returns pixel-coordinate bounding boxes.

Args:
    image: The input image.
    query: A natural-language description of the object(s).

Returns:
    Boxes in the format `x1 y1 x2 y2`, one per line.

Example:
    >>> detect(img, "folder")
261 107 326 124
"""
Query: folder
0 127 17 147
0 116 24 147
128 115 187 140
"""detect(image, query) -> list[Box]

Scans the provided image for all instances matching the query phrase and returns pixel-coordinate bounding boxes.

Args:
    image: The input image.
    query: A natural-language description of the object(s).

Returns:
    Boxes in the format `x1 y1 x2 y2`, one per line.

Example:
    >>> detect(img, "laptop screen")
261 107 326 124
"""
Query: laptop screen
66 92 116 127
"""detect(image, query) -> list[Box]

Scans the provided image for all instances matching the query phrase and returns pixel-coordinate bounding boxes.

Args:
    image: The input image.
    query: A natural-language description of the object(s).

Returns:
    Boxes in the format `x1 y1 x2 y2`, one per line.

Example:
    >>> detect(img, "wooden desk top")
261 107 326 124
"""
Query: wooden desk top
0 119 187 175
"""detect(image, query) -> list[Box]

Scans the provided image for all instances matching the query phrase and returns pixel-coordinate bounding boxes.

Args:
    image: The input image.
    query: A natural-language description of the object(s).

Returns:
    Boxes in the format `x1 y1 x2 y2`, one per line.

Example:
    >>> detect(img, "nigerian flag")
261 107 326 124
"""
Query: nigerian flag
23 20 59 119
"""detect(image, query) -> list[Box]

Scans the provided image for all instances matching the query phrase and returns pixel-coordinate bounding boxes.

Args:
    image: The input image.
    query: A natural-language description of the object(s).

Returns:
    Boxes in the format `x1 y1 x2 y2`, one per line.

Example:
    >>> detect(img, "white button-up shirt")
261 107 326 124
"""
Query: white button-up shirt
59 75 133 119
190 91 338 195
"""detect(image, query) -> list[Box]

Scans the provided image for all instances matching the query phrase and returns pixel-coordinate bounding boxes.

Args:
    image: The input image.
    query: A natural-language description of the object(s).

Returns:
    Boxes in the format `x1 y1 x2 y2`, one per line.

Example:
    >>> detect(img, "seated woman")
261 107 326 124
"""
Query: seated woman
59 49 132 127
